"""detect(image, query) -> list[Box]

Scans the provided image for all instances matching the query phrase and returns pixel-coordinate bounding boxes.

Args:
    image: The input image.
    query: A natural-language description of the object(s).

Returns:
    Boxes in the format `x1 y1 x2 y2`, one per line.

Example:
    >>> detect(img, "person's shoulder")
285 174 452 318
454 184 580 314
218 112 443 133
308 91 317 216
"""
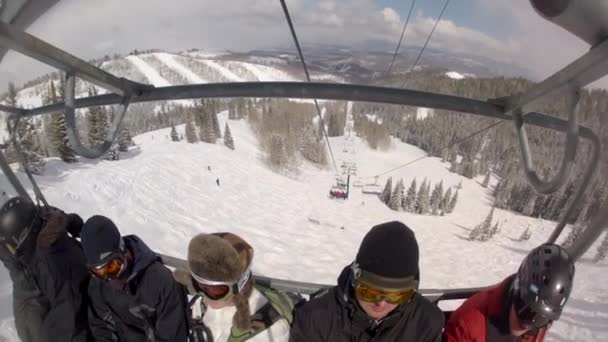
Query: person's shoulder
297 287 338 315
412 294 445 324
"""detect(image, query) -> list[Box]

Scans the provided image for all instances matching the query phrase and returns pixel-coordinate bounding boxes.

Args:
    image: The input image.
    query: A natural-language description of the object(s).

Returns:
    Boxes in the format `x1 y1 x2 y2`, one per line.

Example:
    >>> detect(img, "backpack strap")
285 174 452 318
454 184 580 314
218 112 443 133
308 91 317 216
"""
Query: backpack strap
227 285 302 342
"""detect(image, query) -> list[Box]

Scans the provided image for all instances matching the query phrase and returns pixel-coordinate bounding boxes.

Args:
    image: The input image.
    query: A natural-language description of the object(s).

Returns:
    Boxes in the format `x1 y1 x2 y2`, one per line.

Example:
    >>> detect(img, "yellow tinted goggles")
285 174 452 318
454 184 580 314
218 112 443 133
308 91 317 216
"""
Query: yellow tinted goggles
354 281 416 305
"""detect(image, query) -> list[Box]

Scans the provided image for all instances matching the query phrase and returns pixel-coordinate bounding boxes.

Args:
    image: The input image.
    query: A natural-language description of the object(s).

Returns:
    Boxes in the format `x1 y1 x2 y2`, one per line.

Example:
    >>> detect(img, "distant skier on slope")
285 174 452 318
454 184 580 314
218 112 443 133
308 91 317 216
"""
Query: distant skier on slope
174 232 298 342
444 243 575 342
216 178 220 187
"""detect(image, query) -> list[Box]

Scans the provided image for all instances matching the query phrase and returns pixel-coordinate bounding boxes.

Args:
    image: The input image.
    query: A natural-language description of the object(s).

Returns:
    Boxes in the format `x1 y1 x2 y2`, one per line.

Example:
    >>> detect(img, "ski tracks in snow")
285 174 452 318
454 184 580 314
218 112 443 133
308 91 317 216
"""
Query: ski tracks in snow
155 53 208 84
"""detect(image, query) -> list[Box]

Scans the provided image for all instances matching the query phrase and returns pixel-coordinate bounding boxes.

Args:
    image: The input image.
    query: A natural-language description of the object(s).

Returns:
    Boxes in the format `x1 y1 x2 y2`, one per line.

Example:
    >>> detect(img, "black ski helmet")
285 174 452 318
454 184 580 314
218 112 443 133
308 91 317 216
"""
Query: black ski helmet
513 243 575 322
0 197 38 252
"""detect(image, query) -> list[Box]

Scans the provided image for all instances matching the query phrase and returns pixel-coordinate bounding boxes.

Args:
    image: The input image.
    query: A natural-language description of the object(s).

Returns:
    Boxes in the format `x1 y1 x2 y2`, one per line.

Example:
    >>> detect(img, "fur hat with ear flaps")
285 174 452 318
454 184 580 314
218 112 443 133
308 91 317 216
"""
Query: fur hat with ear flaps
174 232 255 331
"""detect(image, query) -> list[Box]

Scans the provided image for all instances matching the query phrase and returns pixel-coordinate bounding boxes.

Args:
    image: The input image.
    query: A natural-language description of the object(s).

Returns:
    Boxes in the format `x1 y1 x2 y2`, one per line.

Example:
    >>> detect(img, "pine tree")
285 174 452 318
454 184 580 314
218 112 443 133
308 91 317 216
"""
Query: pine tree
519 226 532 241
562 223 584 249
381 177 393 205
86 87 108 146
201 110 216 143
269 134 286 167
430 181 444 215
469 207 495 241
389 179 405 211
47 81 76 162
224 123 235 150
17 118 46 175
170 124 179 142
449 189 459 213
490 221 501 238
229 103 237 120
482 170 491 188
118 127 135 151
211 110 222 139
416 178 431 214
442 188 452 214
185 114 198 143
403 178 417 212
594 232 608 262
8 82 45 174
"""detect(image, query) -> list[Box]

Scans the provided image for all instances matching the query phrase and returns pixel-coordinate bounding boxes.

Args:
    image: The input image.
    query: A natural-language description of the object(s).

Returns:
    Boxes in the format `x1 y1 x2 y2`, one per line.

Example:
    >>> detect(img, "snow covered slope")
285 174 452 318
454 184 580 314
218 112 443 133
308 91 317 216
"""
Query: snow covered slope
0 111 606 341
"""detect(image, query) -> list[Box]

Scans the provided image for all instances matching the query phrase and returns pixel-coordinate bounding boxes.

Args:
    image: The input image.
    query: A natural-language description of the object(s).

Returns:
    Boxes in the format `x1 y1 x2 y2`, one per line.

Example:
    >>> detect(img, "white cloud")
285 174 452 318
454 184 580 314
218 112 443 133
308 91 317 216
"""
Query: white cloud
0 0 604 90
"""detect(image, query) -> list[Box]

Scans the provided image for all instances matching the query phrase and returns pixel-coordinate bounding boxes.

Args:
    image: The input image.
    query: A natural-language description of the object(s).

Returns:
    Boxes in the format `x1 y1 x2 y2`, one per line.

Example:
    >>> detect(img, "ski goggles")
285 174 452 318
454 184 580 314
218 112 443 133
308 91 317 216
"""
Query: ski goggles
191 265 252 301
354 280 417 305
89 254 127 281
513 291 551 328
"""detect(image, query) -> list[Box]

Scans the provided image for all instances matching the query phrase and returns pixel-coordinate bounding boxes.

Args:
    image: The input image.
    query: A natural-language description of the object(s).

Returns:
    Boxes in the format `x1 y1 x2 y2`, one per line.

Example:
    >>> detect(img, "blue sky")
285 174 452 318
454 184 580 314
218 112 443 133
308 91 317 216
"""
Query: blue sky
0 0 599 88
377 0 510 38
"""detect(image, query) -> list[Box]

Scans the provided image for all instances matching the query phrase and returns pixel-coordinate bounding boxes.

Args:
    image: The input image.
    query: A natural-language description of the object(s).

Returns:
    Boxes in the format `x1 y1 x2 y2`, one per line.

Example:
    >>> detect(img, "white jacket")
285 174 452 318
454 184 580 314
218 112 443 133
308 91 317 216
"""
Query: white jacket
193 287 291 342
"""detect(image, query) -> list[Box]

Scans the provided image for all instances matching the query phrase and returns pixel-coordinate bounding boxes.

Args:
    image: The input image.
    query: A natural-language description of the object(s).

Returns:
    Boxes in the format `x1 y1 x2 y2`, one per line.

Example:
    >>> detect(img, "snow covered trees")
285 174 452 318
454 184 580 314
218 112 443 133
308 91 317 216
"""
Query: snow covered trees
269 134 287 167
46 81 76 162
469 207 500 241
170 124 180 142
16 117 46 174
381 177 457 216
389 179 404 210
185 115 198 144
416 179 430 214
403 179 417 212
594 233 608 262
118 127 135 151
86 87 109 147
7 82 46 174
381 177 393 205
519 226 532 241
430 181 444 215
224 123 234 150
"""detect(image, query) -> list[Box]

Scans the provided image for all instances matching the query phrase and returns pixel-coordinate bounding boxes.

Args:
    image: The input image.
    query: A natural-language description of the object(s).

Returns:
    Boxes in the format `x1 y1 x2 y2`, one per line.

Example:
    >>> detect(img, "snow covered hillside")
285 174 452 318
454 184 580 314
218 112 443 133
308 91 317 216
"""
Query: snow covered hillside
7 51 318 110
0 110 606 341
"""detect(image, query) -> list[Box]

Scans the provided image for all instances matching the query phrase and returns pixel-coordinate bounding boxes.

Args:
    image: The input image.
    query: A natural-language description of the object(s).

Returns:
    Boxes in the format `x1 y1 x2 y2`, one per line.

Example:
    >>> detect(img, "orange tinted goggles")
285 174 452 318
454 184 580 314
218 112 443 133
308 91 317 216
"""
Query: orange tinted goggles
90 257 126 280
354 281 416 305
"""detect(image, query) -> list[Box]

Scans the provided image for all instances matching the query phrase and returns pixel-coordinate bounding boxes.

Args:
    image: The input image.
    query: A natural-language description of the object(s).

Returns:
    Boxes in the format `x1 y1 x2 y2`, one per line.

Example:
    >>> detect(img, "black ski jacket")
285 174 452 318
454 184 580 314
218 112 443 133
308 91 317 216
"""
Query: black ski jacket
290 266 444 342
88 235 189 342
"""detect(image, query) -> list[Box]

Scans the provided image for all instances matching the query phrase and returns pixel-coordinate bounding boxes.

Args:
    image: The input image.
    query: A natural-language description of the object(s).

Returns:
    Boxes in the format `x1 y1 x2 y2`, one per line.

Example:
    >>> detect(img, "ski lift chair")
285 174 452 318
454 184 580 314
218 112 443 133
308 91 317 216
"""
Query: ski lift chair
0 0 607 317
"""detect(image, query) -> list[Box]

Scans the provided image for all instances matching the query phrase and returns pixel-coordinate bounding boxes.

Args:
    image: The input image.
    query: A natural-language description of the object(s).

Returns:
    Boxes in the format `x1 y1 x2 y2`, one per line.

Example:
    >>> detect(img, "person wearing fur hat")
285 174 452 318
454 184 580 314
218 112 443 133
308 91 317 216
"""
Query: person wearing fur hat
174 232 297 342
290 221 444 342
81 215 189 342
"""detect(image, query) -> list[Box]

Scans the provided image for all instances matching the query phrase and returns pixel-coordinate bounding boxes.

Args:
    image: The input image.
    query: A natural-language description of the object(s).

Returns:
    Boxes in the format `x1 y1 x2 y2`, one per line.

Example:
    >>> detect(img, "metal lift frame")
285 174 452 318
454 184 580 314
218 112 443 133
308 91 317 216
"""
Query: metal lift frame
0 0 606 297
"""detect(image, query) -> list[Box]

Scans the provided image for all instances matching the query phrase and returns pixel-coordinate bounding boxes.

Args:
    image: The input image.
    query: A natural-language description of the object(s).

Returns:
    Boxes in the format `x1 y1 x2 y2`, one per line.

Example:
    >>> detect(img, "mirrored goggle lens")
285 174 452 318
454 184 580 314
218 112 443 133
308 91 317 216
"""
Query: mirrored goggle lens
514 293 550 327
355 281 416 305
91 258 125 280
193 281 232 300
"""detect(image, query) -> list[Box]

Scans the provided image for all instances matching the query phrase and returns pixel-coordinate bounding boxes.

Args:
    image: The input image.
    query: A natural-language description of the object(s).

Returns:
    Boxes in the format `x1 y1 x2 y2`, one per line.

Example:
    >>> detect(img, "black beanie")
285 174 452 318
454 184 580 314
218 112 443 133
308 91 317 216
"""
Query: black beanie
81 215 122 266
356 221 419 279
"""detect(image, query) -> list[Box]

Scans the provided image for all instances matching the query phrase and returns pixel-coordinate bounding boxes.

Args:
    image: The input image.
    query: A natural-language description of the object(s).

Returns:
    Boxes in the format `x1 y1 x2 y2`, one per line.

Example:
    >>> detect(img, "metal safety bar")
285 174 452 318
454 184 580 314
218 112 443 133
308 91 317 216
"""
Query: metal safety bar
0 21 150 96
0 104 24 115
567 205 608 261
546 125 601 244
0 150 31 202
513 89 580 194
63 73 132 158
505 38 608 112
158 252 486 301
25 82 507 119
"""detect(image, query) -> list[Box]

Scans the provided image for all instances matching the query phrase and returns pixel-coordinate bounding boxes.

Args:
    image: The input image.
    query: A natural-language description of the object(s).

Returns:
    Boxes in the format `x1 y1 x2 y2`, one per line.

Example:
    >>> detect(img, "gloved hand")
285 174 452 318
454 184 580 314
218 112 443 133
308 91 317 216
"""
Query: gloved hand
65 213 84 238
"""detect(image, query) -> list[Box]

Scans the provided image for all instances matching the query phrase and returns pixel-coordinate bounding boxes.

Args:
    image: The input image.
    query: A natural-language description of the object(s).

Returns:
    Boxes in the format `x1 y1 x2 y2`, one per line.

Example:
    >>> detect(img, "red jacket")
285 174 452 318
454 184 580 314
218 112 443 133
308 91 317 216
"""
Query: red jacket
443 275 549 342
